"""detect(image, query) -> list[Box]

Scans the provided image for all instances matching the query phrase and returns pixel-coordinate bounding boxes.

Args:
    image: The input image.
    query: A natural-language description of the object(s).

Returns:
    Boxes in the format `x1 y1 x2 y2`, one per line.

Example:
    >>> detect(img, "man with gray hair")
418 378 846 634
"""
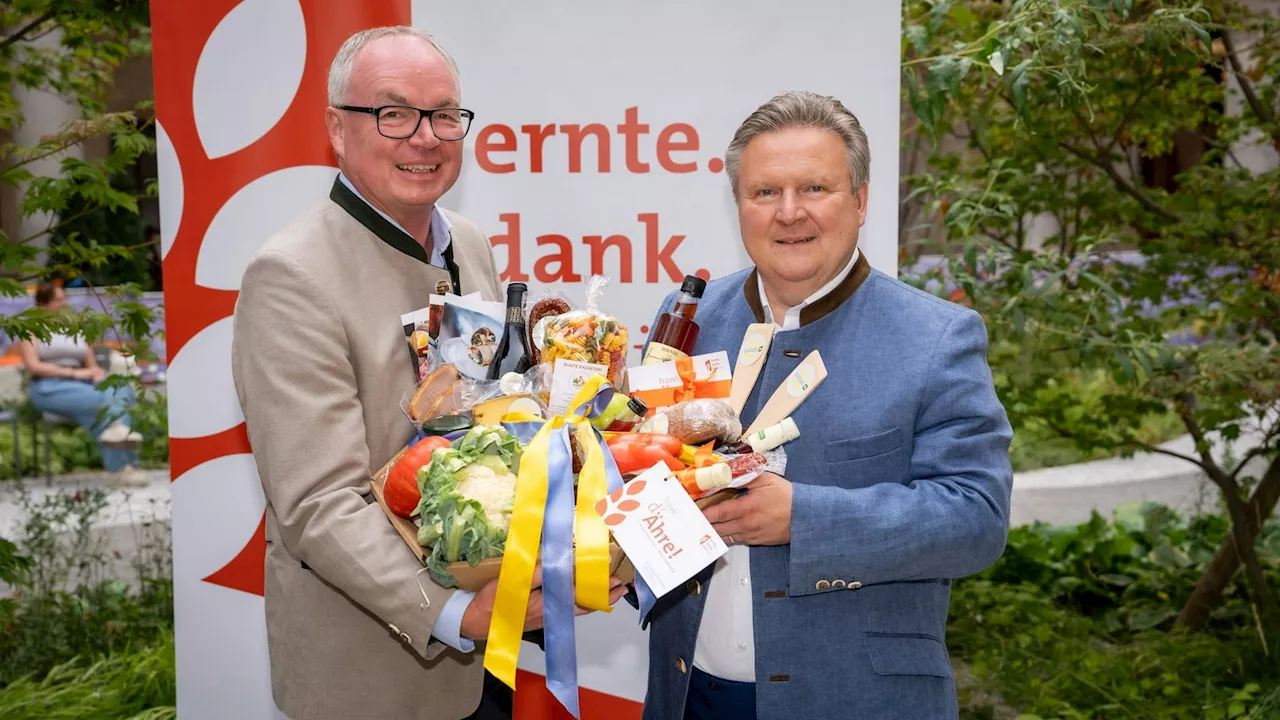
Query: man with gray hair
232 26 621 720
639 90 1014 719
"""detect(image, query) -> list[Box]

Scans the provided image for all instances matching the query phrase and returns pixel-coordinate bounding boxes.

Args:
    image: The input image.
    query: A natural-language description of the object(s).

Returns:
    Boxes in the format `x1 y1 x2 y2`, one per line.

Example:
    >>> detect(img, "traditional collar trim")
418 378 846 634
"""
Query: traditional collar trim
328 176 461 295
742 252 872 327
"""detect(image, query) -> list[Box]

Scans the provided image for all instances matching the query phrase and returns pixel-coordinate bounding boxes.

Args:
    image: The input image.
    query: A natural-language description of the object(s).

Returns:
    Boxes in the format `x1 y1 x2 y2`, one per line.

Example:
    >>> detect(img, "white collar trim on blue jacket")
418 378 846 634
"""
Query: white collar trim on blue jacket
758 247 861 331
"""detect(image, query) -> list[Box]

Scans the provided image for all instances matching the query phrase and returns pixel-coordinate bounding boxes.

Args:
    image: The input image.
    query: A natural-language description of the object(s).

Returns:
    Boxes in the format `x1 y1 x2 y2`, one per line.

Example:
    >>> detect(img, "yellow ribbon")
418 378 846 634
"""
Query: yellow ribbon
573 419 612 611
484 374 616 690
679 441 724 467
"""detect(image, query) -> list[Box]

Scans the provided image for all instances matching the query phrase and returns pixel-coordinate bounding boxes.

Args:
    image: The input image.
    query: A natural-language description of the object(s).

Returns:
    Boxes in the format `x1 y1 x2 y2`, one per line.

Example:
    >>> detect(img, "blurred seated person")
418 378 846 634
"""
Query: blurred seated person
16 282 146 486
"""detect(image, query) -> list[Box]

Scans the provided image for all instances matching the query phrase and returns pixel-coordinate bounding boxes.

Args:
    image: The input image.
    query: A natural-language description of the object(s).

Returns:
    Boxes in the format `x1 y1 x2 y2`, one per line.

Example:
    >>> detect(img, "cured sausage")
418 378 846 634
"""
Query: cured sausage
526 297 571 364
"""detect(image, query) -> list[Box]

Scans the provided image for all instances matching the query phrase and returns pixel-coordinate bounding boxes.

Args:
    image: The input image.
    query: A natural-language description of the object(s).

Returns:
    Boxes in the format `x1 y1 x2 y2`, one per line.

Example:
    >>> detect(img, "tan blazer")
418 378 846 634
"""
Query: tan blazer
231 187 503 720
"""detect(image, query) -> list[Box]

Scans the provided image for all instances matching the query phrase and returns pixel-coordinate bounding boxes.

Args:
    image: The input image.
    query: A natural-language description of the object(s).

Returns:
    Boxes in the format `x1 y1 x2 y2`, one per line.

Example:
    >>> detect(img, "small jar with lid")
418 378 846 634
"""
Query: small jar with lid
604 397 649 432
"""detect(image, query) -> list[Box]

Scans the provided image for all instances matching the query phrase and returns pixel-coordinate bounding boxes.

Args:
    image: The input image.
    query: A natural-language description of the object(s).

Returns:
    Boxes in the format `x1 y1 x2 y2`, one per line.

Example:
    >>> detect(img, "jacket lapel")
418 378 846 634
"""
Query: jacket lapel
328 177 462 295
740 252 873 327
799 253 871 326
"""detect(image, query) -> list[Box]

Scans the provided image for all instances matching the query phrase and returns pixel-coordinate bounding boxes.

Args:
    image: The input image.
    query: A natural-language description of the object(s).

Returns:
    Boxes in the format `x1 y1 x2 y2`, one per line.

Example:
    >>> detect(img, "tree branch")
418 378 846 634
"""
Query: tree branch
1179 453 1280 631
1221 30 1279 146
0 12 57 52
1061 141 1185 223
1137 442 1211 469
33 238 159 278
17 205 105 246
1104 75 1156 157
992 234 1020 252
1176 395 1235 490
1233 421 1280 482
1232 448 1268 482
1050 96 1253 246
1041 414 1210 472
1198 132 1247 170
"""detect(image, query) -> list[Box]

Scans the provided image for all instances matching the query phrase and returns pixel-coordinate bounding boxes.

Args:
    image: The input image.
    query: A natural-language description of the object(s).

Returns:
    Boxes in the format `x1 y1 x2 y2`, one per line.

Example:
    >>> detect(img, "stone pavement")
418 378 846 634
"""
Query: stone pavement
0 468 171 594
1010 424 1269 527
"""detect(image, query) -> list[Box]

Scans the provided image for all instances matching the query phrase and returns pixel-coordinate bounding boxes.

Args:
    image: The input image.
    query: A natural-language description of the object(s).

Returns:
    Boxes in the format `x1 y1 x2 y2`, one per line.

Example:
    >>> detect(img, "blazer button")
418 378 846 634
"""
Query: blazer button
831 579 846 589
675 657 688 674
848 581 863 590
815 580 831 591
388 623 412 644
686 579 702 595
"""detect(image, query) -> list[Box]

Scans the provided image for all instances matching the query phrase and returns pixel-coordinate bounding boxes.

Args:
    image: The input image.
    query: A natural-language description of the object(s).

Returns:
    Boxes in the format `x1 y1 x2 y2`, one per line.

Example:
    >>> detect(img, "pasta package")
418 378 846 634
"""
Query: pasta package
536 275 629 389
524 292 572 365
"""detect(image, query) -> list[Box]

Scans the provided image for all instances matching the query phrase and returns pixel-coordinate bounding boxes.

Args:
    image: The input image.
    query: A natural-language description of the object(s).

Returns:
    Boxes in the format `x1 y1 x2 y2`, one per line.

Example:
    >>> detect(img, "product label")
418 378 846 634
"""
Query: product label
737 327 771 367
786 364 817 398
747 420 798 453
594 465 727 598
638 413 670 435
642 342 689 366
628 351 731 396
505 307 525 324
550 359 610 416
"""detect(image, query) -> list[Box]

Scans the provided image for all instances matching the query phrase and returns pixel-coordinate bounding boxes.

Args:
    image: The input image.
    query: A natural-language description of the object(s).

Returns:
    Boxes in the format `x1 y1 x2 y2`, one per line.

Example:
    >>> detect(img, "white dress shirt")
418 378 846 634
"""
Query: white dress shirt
337 173 452 268
692 248 861 682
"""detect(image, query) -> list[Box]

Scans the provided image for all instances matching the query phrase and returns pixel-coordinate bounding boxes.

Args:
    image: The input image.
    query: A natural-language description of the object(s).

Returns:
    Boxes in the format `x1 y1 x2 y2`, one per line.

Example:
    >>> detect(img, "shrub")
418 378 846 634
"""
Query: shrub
0 488 173 687
951 503 1280 719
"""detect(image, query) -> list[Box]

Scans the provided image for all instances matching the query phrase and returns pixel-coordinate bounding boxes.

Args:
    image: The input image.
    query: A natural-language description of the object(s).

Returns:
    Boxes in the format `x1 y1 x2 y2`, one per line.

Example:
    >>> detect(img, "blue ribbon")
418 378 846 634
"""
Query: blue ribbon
500 420 544 446
484 388 662 716
586 420 660 627
634 570 659 629
542 425 579 716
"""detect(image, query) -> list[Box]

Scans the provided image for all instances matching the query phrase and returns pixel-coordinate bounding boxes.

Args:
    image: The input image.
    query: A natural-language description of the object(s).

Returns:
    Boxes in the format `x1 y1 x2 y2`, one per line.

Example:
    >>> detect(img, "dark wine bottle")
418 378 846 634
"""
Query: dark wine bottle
486 283 534 381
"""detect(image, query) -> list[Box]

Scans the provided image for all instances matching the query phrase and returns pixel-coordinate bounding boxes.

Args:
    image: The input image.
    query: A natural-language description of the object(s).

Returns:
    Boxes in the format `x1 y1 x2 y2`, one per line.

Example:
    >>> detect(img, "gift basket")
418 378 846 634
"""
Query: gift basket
372 273 824 719
371 276 643 718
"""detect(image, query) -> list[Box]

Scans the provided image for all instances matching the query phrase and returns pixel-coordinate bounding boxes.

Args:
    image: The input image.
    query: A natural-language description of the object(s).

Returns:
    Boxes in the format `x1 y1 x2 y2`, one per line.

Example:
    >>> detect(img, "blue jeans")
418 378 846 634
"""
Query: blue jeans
28 377 139 472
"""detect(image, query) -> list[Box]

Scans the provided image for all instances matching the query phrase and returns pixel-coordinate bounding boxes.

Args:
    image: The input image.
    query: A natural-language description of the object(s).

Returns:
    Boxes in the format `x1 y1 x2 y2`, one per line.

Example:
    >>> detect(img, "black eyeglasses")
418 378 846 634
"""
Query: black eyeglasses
337 105 475 140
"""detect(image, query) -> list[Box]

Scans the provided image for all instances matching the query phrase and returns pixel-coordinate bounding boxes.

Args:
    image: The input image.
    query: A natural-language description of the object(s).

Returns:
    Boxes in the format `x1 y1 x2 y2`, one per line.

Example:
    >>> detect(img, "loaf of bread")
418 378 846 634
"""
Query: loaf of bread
638 399 742 446
407 364 463 422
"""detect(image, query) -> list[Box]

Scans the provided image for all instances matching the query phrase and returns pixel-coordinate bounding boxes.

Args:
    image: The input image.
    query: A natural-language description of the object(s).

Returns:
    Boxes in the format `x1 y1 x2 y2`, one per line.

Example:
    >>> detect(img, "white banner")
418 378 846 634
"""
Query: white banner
430 0 902 361
424 0 902 707
160 0 901 716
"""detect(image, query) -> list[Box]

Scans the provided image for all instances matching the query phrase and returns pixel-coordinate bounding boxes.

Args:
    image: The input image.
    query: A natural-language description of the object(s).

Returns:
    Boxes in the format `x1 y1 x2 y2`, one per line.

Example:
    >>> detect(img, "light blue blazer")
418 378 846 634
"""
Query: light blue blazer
640 255 1014 720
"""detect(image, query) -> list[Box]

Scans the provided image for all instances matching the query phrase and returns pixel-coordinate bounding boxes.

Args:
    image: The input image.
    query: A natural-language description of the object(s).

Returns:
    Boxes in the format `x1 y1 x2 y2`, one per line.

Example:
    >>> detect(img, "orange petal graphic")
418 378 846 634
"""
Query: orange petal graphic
202 512 266 597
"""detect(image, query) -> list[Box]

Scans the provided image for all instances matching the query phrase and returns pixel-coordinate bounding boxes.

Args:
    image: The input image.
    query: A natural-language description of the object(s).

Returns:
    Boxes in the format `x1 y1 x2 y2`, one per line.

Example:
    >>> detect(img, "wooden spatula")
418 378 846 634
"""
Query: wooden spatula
741 350 827 439
726 324 776 416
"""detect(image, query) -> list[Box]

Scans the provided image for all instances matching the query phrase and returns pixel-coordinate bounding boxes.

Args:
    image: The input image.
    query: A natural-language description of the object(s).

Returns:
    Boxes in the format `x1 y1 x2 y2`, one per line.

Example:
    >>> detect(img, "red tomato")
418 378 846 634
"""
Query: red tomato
384 436 452 518
609 441 683 476
607 432 683 457
417 435 453 454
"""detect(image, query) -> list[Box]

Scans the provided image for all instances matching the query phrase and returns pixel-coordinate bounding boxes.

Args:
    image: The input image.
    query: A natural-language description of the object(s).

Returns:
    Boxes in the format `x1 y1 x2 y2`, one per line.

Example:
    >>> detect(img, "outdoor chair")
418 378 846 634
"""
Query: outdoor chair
34 410 77 485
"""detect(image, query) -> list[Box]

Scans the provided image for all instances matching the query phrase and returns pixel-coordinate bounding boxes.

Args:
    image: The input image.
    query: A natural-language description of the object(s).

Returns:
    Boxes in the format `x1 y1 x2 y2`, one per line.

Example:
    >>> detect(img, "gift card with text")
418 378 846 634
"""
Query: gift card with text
594 463 727 597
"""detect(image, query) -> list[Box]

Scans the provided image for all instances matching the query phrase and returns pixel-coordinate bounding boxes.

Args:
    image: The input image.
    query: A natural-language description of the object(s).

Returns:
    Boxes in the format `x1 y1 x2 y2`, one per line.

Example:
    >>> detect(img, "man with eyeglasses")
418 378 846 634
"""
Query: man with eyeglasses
232 26 591 720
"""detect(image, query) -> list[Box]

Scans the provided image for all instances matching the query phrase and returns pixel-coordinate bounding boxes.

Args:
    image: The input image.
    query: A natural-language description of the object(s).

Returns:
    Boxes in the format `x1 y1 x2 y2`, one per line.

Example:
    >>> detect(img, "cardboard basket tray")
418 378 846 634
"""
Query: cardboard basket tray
370 445 635 592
